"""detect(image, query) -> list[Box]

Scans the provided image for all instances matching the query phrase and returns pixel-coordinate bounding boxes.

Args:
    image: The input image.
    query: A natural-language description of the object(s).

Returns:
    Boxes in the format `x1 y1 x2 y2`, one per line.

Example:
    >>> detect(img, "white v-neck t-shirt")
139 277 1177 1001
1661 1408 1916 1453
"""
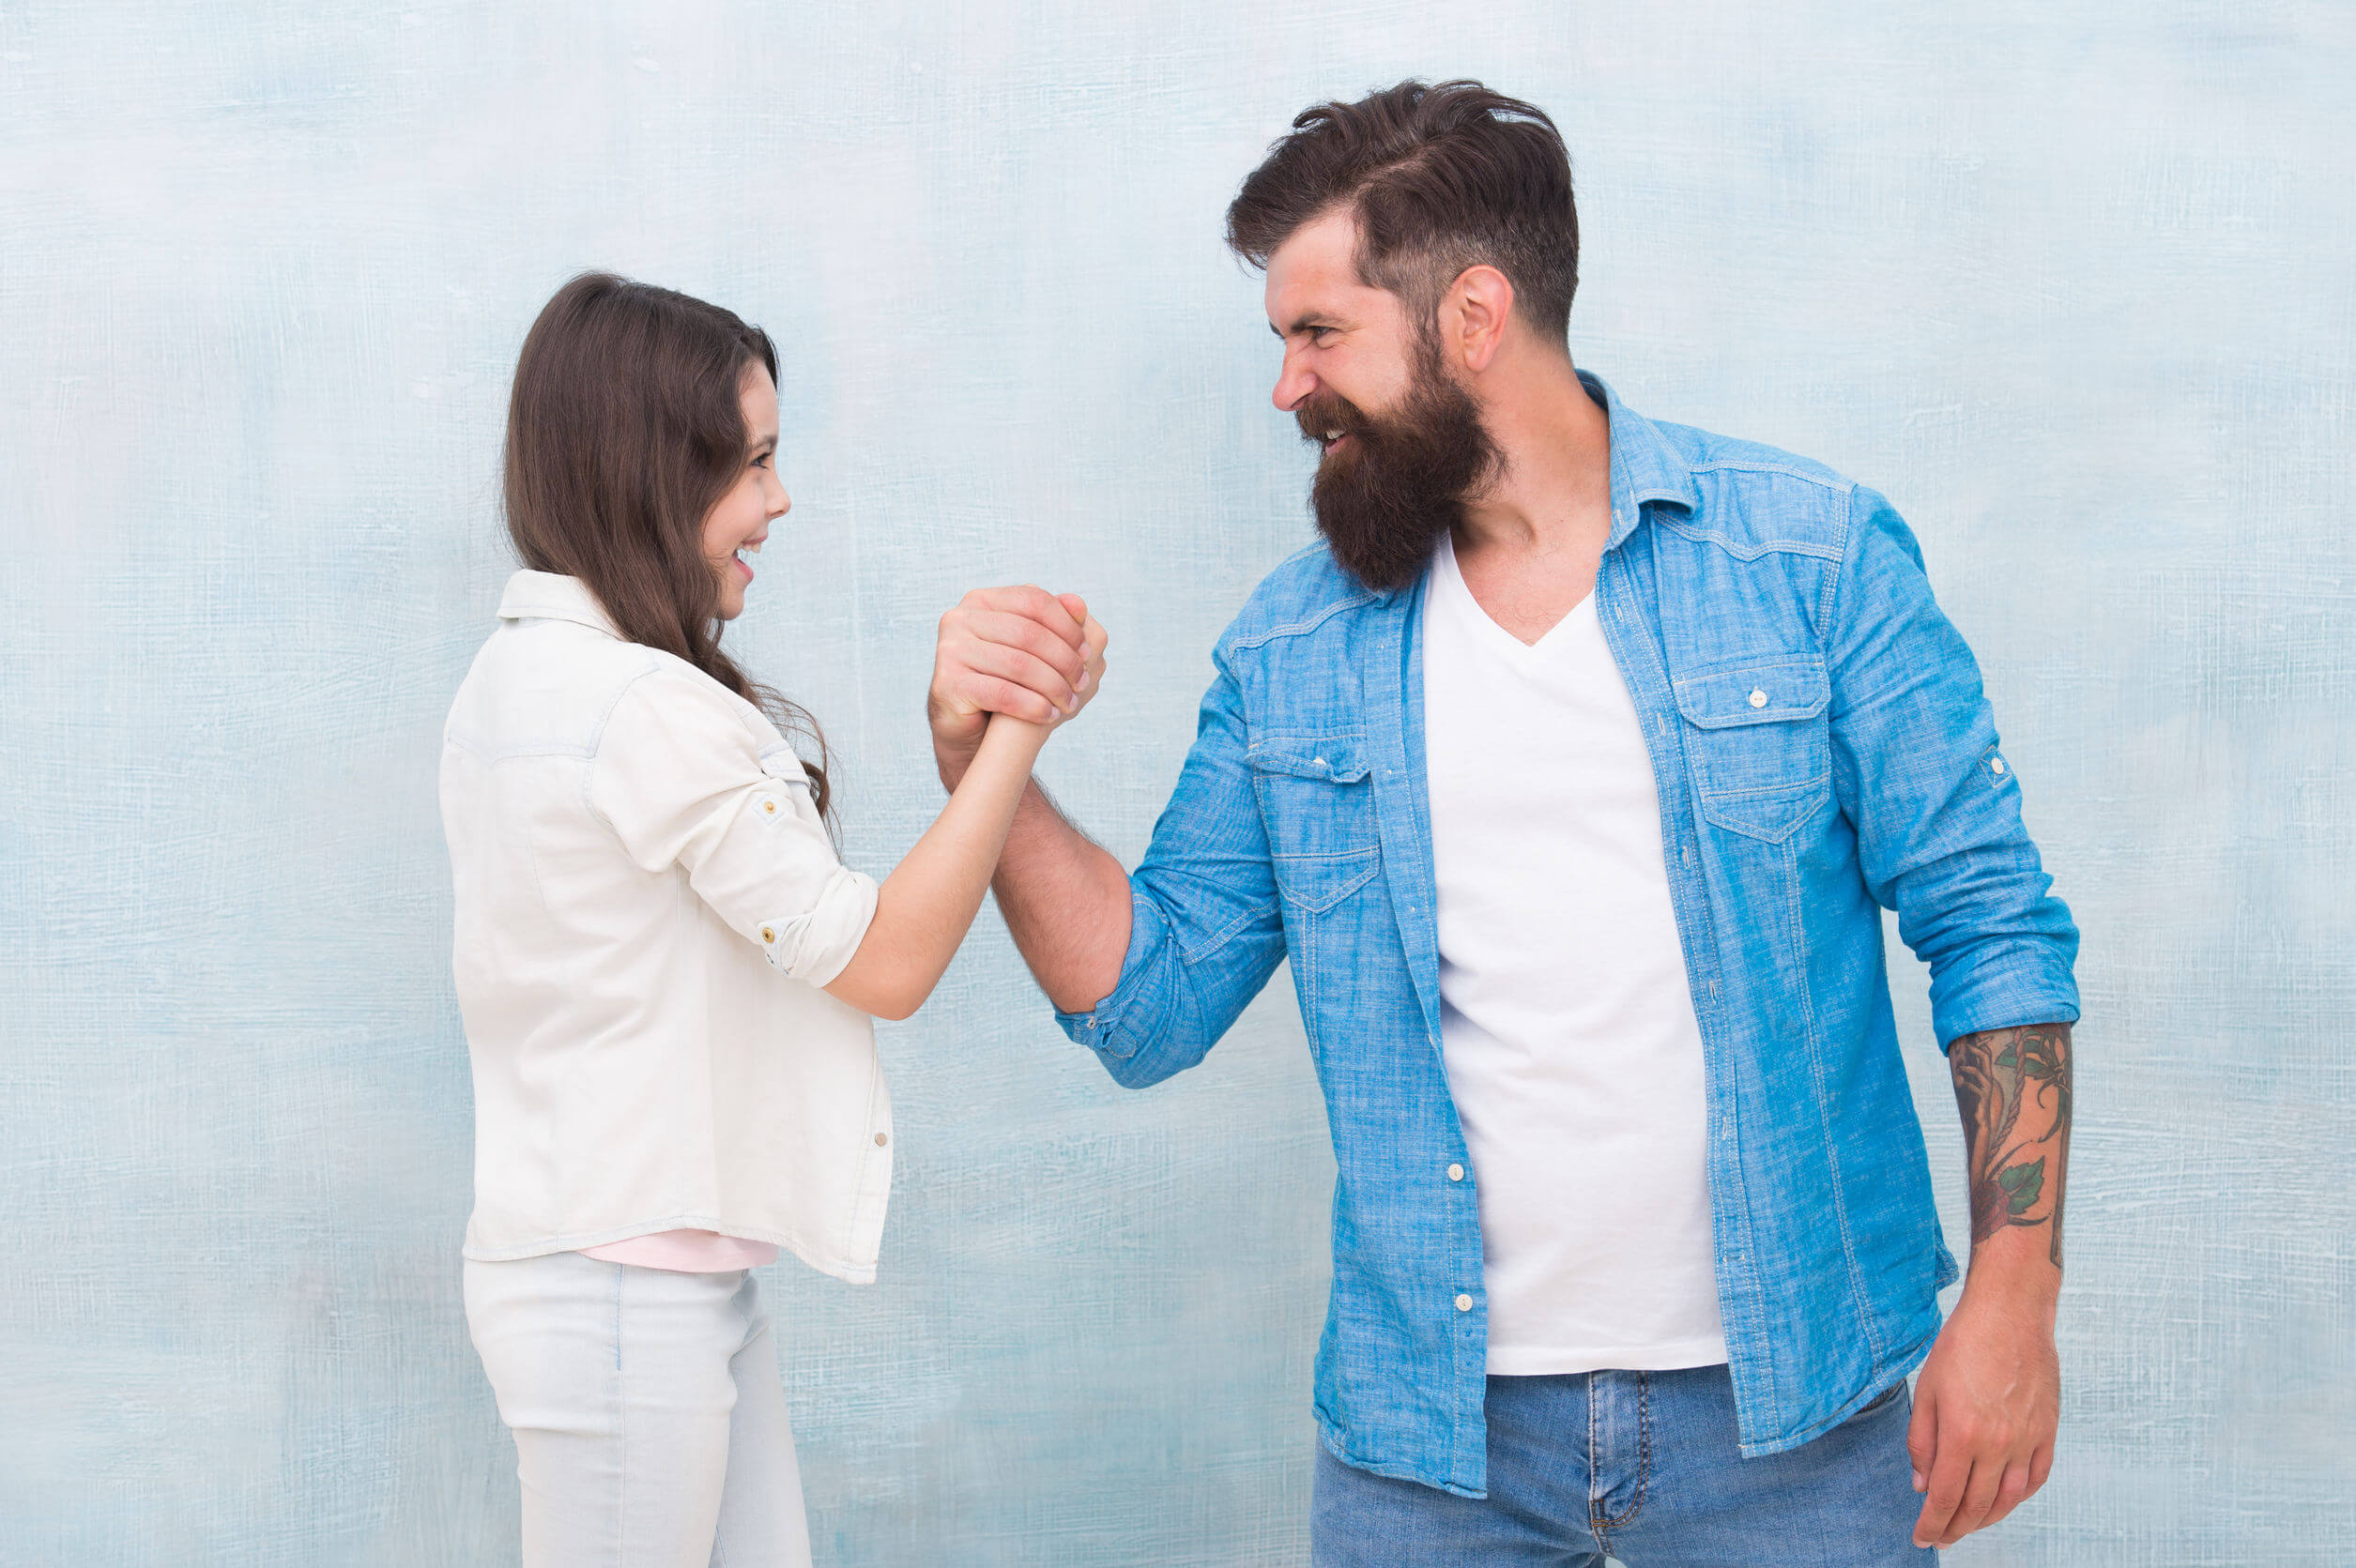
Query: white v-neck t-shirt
1421 530 1728 1375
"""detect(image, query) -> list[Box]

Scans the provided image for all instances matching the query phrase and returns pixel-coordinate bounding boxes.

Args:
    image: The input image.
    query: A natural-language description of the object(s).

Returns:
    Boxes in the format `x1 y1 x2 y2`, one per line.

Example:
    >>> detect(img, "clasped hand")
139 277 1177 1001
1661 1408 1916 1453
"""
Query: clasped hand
928 586 1109 780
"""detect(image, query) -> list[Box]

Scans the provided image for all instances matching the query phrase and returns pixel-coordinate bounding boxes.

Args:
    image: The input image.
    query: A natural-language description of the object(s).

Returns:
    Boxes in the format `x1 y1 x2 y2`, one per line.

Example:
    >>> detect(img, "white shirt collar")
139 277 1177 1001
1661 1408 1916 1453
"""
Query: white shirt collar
497 571 620 638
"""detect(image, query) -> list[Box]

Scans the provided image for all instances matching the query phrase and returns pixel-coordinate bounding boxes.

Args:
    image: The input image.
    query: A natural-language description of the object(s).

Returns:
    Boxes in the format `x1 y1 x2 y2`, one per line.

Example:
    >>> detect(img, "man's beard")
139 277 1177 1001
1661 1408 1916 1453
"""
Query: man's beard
1297 342 1501 593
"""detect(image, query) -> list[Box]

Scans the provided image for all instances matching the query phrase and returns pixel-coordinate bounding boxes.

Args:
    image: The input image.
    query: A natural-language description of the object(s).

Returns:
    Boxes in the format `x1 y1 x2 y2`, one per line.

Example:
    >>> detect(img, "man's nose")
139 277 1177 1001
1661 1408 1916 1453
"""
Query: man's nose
1272 358 1317 413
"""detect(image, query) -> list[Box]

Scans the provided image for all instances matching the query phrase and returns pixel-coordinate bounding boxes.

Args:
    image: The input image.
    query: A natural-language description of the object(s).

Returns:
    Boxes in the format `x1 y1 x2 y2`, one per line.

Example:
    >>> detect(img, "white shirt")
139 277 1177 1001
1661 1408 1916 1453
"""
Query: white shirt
441 571 891 1282
1421 532 1727 1374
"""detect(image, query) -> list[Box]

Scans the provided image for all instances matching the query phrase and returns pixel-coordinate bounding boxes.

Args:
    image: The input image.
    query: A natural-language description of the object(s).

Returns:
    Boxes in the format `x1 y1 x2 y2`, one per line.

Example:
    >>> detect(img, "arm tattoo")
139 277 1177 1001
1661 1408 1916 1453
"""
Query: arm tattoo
1949 1022 2073 1269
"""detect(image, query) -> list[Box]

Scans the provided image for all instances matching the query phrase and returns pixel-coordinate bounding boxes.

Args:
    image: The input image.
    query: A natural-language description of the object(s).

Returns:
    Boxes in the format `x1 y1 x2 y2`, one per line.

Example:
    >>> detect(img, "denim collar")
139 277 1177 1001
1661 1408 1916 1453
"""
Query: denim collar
1363 369 1698 603
1583 370 1701 553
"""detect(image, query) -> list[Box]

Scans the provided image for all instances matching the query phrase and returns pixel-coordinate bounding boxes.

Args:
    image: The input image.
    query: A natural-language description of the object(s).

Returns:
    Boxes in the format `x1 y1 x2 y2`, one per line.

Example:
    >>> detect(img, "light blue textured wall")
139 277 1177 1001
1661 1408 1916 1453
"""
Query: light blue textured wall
4 3 2350 1563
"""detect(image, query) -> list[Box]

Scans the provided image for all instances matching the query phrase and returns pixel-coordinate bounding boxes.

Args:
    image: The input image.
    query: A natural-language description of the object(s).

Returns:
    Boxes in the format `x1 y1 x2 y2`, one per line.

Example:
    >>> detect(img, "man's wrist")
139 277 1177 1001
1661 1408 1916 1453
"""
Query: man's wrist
932 737 978 792
1959 1233 2062 1325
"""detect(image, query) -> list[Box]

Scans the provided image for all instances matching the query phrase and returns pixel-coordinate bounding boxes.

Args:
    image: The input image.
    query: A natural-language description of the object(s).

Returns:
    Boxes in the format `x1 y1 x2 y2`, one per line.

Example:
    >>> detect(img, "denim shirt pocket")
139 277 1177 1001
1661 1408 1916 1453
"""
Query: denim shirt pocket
1673 654 1832 843
1247 734 1382 913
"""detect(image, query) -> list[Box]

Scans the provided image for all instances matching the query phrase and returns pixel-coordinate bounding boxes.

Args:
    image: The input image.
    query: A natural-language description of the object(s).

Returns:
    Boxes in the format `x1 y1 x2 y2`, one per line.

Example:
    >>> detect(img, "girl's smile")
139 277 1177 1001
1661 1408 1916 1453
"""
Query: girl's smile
702 363 788 619
733 535 765 583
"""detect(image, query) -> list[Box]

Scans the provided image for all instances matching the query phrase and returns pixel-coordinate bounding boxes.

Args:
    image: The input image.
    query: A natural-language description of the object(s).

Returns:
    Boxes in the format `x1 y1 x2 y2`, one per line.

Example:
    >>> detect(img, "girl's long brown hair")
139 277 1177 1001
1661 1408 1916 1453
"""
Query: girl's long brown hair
503 272 831 820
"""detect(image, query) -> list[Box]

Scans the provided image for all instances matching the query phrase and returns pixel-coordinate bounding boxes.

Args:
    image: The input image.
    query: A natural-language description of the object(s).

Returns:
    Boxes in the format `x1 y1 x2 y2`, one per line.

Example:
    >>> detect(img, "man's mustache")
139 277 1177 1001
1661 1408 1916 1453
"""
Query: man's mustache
1295 394 1373 448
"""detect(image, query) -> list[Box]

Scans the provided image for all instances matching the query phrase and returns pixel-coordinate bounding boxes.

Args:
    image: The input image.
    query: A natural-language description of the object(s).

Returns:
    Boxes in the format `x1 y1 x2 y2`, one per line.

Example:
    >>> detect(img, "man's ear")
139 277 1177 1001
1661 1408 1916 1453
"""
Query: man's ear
1446 265 1516 373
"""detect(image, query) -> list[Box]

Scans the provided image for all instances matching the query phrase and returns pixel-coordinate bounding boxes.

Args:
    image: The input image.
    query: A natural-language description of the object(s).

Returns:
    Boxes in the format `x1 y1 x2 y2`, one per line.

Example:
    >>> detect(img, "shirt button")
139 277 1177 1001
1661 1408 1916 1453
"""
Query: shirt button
1749 689 1768 708
1991 757 2008 776
759 926 775 943
874 1132 889 1147
1447 1164 1464 1182
1455 1294 1473 1313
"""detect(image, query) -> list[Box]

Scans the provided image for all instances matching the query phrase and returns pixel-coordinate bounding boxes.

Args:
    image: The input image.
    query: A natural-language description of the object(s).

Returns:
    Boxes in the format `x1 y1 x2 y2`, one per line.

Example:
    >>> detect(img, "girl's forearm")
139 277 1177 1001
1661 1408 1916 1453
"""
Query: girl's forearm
822 715 1048 1019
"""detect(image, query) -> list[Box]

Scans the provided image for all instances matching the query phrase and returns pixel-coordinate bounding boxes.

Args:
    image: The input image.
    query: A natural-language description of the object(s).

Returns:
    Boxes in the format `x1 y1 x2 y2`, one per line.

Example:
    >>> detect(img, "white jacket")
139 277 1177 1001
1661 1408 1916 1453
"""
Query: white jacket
441 571 891 1281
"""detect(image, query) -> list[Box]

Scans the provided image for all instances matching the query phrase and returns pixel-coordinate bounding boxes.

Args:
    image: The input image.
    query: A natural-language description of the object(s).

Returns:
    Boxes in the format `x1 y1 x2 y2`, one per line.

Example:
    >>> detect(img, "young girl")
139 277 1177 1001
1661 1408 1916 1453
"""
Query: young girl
441 273 1104 1565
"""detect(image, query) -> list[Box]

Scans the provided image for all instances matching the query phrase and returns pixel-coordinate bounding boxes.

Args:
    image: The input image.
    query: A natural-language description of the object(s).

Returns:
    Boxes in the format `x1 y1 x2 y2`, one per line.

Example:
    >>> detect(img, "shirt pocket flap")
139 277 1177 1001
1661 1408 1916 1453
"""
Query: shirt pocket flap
1245 735 1381 908
1674 656 1830 730
1245 736 1371 784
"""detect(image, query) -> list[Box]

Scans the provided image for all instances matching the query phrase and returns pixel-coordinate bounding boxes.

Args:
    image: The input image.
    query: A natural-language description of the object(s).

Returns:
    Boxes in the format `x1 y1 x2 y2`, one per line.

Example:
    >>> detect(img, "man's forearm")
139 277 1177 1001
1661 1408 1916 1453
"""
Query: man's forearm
1910 1020 2073 1548
978 776 1133 1014
1949 1021 2073 1286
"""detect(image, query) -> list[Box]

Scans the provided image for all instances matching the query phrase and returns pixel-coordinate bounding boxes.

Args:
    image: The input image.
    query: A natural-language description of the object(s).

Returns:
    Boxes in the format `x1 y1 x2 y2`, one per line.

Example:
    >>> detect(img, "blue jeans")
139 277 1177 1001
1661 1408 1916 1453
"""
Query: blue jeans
1313 1365 1934 1566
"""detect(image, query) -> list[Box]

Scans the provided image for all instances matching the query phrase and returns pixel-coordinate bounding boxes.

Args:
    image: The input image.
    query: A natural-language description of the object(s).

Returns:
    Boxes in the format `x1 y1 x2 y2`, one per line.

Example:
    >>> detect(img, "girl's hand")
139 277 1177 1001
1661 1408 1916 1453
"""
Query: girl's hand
829 612 1108 1022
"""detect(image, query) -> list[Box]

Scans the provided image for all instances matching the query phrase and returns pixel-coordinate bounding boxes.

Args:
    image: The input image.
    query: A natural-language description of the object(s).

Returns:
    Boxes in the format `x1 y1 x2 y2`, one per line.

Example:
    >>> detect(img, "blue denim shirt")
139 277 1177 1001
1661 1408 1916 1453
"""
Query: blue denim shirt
1059 373 2078 1498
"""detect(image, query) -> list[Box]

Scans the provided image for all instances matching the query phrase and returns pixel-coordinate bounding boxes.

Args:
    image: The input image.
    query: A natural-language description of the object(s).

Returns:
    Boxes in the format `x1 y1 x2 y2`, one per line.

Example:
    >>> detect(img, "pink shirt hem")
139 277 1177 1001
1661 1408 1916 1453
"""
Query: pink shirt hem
578 1230 780 1273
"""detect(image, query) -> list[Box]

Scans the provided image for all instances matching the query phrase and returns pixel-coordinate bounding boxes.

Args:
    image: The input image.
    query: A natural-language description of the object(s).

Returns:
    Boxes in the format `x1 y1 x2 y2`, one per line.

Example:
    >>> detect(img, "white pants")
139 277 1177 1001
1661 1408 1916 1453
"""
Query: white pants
465 1251 814 1568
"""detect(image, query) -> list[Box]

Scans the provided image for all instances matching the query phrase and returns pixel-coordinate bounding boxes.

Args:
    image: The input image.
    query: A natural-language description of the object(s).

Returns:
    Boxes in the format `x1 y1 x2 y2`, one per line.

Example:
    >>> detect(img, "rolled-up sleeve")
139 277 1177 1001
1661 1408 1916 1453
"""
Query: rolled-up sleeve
1828 487 2080 1048
1054 641 1288 1088
589 671 878 987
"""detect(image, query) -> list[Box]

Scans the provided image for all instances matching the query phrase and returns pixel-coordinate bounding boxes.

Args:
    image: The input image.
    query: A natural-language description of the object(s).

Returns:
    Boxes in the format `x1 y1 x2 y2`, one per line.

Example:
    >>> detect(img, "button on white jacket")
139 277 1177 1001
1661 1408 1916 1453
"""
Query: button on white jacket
441 571 890 1281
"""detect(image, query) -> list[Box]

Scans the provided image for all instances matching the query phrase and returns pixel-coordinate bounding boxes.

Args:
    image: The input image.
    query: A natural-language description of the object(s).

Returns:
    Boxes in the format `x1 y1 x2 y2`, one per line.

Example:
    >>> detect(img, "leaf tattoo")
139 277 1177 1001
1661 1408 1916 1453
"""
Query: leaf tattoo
1997 1161 2043 1214
1951 1022 2073 1269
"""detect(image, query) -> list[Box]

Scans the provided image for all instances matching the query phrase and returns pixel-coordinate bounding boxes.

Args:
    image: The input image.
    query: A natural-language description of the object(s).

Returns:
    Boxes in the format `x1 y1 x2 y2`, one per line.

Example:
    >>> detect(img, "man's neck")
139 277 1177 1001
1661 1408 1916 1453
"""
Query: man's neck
1442 354 1615 646
1455 353 1614 563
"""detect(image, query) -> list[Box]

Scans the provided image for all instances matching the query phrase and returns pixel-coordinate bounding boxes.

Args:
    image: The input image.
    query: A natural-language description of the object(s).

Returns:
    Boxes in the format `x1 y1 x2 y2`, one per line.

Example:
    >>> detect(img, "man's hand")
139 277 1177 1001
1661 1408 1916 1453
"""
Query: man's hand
1906 1267 2059 1547
925 586 1132 1014
928 586 1109 787
1909 1020 2073 1549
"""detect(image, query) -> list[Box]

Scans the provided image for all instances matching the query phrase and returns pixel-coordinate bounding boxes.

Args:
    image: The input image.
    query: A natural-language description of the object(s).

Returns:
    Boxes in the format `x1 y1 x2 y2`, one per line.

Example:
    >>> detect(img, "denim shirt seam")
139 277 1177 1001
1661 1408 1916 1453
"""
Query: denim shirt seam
1757 511 1889 1370
1654 515 1846 565
1593 542 1784 1441
1174 895 1277 967
1813 507 1850 642
1224 593 1380 653
1818 487 1876 668
1626 529 1806 1440
1782 824 1891 1368
1685 457 1857 492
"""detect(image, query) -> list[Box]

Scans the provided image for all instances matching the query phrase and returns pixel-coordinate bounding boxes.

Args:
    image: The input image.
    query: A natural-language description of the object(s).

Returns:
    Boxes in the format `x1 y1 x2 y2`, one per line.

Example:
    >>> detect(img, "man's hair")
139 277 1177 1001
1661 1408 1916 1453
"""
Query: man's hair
1226 80 1579 343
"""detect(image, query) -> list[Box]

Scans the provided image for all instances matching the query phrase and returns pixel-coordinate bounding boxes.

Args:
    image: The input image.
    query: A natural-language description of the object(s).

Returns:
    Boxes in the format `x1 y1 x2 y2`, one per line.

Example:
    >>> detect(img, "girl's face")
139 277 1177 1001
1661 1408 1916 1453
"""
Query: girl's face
701 363 789 621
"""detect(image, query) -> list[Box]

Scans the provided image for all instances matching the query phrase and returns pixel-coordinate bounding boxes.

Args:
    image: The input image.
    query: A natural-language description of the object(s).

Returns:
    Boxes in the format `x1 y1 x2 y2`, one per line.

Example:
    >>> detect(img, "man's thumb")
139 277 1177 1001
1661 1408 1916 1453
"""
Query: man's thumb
1905 1384 1935 1490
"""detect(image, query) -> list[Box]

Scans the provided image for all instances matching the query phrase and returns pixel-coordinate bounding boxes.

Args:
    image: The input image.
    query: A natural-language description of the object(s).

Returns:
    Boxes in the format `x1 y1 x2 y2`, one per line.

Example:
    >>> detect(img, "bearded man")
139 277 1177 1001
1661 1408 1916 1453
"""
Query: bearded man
929 81 2079 1564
